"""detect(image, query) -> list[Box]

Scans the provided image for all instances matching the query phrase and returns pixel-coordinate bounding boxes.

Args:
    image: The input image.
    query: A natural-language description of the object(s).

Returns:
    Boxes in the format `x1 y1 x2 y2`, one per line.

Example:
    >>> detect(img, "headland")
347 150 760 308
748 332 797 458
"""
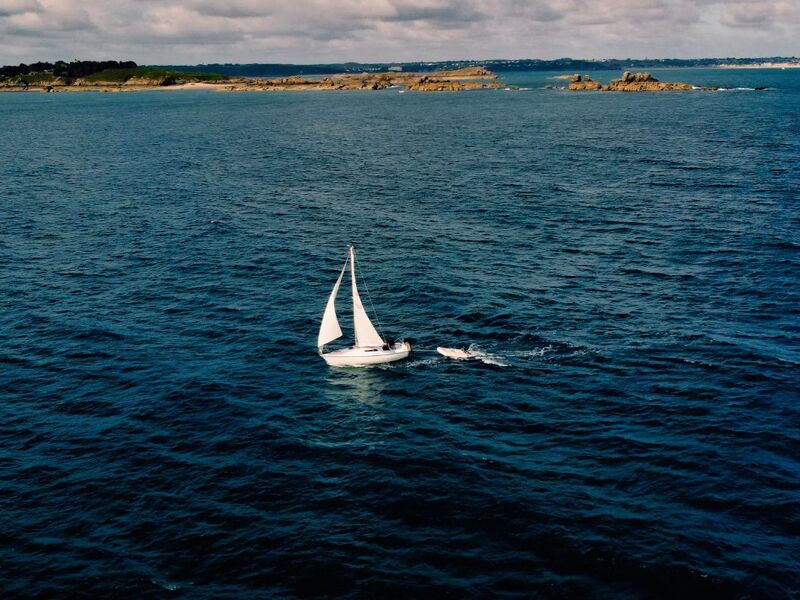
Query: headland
0 61 502 93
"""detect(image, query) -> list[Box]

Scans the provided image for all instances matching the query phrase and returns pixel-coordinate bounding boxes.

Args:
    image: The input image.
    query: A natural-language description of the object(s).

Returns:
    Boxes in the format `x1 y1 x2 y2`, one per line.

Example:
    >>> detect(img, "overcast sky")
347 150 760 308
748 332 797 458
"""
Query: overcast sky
1 0 798 65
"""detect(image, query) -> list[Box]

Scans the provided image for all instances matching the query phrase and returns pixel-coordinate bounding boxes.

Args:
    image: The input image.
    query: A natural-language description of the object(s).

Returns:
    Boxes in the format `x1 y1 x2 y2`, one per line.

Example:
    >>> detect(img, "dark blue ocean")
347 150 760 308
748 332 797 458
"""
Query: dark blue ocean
1 68 799 598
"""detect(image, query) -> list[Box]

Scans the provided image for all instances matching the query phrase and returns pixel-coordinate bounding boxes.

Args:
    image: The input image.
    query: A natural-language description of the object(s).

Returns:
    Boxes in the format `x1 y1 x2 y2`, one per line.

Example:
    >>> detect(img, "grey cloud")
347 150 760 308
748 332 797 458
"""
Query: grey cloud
721 1 800 29
190 0 274 18
1 4 95 36
1 0 799 64
501 1 565 22
386 1 486 23
0 0 41 17
528 6 564 22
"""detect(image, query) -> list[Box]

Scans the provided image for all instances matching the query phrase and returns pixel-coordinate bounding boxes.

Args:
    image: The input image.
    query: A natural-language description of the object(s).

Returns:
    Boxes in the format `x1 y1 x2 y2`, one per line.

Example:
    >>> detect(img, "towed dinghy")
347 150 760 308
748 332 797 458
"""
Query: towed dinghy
436 347 472 359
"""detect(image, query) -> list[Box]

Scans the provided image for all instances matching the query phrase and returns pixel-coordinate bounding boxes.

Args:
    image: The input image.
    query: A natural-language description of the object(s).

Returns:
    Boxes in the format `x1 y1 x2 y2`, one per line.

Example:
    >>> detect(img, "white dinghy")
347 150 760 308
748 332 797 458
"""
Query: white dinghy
436 347 472 359
318 245 411 367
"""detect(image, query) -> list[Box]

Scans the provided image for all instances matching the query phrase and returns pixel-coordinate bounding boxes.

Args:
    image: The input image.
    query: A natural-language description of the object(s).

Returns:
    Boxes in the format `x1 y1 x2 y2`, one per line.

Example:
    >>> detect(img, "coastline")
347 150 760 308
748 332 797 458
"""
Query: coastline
715 62 800 69
0 81 227 93
0 67 504 94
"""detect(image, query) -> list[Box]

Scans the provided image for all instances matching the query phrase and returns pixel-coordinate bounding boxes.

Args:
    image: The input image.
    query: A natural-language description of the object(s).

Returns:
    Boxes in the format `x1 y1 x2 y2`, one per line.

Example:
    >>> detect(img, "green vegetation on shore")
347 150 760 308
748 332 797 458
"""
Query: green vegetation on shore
0 60 137 80
0 60 225 85
82 67 226 83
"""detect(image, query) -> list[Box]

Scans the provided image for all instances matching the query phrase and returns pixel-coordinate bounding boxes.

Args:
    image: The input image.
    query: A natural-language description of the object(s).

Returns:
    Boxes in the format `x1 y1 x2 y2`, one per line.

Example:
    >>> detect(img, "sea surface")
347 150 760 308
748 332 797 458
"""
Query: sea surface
1 68 798 598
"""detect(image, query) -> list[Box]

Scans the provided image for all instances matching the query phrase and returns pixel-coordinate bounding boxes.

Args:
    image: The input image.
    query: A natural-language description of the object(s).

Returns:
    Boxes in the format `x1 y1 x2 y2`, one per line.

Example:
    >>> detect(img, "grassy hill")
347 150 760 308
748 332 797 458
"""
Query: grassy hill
82 67 226 83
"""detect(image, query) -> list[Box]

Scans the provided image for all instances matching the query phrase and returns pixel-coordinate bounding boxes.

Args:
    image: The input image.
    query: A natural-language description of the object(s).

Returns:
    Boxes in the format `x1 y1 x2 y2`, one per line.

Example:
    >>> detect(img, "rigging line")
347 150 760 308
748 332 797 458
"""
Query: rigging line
356 254 387 341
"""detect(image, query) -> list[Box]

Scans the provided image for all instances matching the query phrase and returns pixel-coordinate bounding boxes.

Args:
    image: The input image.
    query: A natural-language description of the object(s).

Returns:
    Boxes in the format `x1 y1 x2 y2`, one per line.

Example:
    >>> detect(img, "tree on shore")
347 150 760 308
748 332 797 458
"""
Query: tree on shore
0 60 137 80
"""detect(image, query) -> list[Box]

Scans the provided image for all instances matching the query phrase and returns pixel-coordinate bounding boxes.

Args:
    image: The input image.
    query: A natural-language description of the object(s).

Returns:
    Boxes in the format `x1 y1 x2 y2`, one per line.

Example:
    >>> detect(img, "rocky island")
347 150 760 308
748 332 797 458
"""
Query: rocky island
562 71 766 92
220 66 501 92
0 61 503 93
567 72 694 91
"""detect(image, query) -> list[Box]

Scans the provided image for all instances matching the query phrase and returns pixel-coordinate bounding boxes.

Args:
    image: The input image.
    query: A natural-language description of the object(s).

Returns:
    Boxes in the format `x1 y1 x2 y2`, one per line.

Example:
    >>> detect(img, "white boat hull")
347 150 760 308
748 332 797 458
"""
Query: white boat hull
437 347 471 359
321 342 411 367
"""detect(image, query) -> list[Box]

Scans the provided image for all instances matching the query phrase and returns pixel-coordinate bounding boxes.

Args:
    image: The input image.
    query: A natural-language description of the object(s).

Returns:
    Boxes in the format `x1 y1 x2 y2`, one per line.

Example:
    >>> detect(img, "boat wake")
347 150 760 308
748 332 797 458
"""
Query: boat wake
707 86 768 91
434 343 551 367
400 357 440 368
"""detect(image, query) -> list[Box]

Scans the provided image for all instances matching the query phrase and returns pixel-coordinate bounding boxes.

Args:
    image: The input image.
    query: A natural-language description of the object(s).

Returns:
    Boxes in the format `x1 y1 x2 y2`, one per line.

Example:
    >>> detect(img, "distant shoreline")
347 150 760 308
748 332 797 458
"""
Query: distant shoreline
715 62 800 69
0 67 505 94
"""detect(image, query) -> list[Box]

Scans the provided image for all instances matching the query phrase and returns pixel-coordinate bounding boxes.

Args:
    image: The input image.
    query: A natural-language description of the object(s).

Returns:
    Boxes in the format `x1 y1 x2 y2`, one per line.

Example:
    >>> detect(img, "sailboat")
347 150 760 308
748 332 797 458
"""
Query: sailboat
318 245 411 367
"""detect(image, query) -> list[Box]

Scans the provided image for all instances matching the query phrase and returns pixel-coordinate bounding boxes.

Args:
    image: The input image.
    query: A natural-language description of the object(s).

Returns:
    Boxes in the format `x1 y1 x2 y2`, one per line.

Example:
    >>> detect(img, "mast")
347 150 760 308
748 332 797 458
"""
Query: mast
350 245 384 348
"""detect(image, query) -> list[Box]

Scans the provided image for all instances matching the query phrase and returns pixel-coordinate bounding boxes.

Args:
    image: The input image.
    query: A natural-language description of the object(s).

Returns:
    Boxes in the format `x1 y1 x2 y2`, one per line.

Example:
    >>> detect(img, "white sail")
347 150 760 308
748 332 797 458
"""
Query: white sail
317 258 348 349
350 246 384 348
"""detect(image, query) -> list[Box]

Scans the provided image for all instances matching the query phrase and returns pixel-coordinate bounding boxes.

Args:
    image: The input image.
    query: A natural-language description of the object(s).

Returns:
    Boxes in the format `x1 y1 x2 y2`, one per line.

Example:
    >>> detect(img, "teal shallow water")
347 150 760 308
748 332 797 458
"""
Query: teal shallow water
1 69 799 597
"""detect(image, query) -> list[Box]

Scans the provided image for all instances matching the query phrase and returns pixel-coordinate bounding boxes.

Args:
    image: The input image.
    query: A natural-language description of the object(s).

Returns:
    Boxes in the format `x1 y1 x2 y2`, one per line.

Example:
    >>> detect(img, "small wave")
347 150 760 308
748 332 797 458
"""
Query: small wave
466 344 510 367
768 240 800 251
401 358 439 368
479 356 509 367
74 328 126 342
713 87 762 92
622 268 694 280
512 345 554 358
151 579 181 591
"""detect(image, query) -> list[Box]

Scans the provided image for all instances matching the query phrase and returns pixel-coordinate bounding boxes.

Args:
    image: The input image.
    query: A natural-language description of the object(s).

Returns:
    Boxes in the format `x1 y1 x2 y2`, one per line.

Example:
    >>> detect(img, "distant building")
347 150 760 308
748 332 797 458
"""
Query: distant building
388 66 402 72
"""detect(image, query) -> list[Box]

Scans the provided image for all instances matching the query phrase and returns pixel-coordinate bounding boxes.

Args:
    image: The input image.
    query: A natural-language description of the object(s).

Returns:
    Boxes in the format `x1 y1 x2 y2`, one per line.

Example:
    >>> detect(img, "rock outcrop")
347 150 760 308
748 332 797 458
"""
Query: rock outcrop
429 66 496 79
231 68 502 92
405 75 501 92
608 71 693 92
567 74 604 91
566 71 696 92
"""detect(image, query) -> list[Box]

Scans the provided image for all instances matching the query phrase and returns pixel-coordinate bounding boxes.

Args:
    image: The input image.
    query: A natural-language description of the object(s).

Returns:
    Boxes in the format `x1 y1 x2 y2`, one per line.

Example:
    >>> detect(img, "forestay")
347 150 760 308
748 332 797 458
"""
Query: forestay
350 246 384 348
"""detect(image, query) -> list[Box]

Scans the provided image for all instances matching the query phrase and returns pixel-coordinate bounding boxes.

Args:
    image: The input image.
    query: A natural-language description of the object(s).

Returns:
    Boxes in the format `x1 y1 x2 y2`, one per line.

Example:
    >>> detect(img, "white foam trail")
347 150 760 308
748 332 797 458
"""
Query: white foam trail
479 356 509 367
466 344 510 367
432 343 557 367
505 345 554 358
402 358 439 368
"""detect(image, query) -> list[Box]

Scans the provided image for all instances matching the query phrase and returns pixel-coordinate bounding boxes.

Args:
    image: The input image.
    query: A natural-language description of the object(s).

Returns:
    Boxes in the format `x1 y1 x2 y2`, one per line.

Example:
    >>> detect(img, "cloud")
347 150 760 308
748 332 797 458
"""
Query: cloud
0 0 41 17
0 0 799 64
385 0 486 24
190 0 274 19
721 1 800 29
1 0 94 34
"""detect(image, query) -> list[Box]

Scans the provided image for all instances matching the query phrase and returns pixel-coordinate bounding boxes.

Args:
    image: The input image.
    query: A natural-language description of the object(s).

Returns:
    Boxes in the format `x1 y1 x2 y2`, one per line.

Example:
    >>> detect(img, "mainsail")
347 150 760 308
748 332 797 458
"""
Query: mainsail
317 258 348 349
350 246 384 348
